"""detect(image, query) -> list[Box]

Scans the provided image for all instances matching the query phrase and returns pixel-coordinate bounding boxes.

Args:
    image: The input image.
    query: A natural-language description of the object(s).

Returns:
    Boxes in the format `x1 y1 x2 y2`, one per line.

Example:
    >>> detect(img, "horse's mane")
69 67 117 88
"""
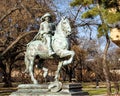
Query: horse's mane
56 19 62 33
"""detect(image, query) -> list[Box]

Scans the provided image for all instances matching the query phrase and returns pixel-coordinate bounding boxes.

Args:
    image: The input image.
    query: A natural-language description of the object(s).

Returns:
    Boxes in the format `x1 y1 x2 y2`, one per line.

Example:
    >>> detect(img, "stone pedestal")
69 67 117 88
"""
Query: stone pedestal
10 83 89 96
62 83 89 96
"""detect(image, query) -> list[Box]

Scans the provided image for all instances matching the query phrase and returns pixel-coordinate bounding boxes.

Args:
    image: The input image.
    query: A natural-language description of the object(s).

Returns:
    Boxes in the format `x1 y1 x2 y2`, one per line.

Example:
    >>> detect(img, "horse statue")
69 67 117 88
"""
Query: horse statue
24 17 75 92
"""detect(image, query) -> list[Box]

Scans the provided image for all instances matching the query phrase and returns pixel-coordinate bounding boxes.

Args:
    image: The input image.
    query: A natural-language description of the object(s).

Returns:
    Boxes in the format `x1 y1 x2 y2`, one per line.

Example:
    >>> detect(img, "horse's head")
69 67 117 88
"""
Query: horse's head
60 17 72 36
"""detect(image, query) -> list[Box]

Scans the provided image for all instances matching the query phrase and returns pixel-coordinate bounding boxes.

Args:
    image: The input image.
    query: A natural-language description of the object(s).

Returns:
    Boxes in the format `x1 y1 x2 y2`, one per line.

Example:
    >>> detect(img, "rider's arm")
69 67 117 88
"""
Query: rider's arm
38 23 43 34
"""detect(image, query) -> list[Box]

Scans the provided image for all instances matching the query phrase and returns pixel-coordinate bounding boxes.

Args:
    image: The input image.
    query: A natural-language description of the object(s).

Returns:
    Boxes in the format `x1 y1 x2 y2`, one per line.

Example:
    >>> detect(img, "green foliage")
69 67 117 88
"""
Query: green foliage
104 11 120 24
97 23 109 38
83 82 119 95
70 0 120 38
82 7 99 18
101 0 119 9
82 7 120 24
70 0 93 6
70 0 82 6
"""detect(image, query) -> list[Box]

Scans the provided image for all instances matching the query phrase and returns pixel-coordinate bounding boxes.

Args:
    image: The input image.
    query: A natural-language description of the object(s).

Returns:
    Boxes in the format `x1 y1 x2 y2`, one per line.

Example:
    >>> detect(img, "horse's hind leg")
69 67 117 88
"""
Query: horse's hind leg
29 58 38 84
42 67 48 83
42 67 48 78
62 50 75 66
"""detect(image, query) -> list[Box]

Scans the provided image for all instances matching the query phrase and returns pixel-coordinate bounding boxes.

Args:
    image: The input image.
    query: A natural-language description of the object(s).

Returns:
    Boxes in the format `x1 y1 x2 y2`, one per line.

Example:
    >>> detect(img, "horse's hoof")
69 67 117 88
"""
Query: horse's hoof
48 81 62 92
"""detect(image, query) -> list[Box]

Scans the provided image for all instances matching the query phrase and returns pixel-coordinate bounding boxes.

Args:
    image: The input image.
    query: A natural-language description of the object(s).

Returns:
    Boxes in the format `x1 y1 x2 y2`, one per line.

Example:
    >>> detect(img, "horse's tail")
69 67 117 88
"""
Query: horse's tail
24 52 29 73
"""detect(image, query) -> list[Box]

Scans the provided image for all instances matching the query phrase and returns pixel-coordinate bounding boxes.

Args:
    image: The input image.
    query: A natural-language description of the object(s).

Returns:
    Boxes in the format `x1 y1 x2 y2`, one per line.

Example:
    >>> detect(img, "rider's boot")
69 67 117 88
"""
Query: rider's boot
47 36 55 56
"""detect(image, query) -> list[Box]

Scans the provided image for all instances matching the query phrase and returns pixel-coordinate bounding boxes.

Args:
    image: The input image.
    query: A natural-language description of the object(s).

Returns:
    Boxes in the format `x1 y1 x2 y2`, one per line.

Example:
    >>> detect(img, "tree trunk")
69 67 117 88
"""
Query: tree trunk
97 3 112 94
103 34 111 95
0 59 12 87
3 61 12 87
3 73 12 87
68 68 72 82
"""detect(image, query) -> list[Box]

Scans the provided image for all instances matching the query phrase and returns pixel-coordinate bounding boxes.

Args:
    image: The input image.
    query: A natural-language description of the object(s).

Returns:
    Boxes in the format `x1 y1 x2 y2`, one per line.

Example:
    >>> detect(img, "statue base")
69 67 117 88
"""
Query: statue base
9 83 89 96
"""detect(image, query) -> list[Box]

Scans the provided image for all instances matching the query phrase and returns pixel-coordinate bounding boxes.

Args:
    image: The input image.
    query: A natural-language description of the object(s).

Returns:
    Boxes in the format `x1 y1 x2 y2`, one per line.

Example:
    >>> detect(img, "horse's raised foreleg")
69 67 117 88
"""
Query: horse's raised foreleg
29 58 38 84
55 50 75 81
59 50 75 66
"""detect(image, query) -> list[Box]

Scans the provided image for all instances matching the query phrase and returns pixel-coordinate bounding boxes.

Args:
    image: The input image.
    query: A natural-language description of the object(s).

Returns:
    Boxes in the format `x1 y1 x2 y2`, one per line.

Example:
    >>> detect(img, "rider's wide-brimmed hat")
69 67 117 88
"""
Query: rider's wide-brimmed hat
41 13 52 21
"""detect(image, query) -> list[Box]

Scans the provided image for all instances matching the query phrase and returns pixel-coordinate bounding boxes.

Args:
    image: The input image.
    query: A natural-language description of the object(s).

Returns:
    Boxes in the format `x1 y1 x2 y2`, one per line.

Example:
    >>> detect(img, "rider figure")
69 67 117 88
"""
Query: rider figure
33 13 55 56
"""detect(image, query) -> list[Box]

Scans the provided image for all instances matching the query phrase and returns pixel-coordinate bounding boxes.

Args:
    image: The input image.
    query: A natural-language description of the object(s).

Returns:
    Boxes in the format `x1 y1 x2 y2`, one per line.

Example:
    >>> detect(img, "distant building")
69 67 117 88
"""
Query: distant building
110 28 120 47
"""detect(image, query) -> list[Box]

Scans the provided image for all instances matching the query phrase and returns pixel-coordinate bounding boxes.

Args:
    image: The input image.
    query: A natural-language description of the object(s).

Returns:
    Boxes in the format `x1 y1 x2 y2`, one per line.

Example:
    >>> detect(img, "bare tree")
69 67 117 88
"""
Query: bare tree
0 0 55 87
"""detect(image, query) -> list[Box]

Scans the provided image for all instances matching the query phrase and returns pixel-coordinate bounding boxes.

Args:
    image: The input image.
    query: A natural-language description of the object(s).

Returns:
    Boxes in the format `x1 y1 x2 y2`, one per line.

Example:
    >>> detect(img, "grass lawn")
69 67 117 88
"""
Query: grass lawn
82 82 119 96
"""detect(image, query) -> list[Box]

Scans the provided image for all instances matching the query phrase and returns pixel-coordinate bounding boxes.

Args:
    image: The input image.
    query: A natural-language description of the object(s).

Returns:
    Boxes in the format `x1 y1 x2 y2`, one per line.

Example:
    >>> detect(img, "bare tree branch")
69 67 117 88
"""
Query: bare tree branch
0 7 20 23
73 5 82 21
74 22 100 27
20 3 34 18
1 30 37 56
